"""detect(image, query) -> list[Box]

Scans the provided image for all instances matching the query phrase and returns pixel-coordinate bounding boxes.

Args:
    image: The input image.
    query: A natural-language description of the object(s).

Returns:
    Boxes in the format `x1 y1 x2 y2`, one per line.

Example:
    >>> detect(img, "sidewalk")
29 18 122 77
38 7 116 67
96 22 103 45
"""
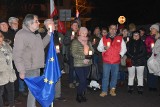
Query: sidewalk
16 74 160 107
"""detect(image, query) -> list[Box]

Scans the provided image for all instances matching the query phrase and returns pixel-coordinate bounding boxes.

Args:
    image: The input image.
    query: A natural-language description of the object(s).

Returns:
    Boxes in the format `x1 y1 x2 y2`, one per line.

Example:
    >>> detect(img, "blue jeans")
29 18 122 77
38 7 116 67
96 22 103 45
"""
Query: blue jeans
19 78 26 92
118 71 126 81
102 63 119 92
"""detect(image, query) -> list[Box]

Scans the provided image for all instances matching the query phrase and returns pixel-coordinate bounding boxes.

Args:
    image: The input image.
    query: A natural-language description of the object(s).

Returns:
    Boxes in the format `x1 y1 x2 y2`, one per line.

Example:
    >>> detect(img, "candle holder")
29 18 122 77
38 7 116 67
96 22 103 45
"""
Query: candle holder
85 55 92 59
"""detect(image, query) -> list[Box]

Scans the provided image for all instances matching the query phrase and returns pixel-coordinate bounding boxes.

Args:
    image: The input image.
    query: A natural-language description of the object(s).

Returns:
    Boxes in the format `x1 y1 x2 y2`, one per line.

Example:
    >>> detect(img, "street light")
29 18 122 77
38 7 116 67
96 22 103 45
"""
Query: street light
118 16 126 24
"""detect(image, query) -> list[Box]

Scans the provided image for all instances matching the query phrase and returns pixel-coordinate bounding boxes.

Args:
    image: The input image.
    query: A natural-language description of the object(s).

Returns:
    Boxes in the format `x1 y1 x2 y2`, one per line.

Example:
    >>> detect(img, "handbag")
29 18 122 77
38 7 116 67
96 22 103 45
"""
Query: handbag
87 64 99 81
126 57 132 67
147 54 160 76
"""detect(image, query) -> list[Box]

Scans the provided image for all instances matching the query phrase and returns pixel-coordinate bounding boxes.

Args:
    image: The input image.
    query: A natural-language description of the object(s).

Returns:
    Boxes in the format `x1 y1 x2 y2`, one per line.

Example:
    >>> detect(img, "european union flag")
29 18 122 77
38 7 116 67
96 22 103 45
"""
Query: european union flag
24 32 61 107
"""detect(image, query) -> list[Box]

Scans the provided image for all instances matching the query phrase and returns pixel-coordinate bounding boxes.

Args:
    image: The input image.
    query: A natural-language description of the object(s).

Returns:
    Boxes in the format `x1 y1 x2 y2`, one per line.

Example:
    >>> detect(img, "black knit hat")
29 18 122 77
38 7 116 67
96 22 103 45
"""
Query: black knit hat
132 30 140 35
0 19 7 24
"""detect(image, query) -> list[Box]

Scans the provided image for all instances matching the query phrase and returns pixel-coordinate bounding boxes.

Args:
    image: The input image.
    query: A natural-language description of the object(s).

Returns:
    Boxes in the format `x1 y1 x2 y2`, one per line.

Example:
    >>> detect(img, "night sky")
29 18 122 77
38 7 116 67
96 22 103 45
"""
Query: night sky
1 0 159 27
89 0 160 26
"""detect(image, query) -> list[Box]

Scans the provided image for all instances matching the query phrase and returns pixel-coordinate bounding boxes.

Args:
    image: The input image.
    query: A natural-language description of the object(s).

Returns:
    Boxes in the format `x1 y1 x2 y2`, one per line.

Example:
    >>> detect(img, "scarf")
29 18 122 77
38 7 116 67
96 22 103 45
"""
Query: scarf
78 36 89 55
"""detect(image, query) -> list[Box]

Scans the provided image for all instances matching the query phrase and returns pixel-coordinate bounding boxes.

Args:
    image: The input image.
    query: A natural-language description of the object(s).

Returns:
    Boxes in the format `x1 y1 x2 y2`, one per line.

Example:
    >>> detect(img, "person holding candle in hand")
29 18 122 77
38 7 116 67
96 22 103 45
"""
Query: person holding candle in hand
71 27 94 103
63 20 79 88
13 14 51 107
145 24 160 92
149 35 160 96
97 24 127 97
39 18 66 101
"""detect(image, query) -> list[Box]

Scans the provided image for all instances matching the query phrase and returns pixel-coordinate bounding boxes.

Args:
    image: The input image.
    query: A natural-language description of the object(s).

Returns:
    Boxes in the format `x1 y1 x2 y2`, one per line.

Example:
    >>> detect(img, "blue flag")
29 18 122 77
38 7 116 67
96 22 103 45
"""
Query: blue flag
24 32 61 107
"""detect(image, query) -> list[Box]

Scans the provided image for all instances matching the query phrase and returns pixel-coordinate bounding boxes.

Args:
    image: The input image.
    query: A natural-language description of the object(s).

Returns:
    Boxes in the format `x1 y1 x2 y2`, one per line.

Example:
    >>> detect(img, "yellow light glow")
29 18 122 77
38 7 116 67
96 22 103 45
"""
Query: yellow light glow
118 16 126 24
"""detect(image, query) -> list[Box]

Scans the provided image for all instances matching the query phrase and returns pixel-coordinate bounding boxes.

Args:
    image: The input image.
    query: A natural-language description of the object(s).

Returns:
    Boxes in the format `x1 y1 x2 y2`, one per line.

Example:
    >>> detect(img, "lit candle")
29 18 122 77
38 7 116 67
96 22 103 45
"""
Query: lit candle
72 31 75 36
59 37 61 42
151 43 154 48
127 37 129 42
88 50 92 55
93 38 96 43
48 25 52 32
107 42 111 47
56 45 59 50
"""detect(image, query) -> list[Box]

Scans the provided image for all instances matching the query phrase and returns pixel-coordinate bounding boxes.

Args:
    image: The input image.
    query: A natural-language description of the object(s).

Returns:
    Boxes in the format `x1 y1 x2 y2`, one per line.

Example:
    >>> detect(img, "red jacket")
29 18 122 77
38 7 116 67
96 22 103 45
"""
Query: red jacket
145 35 155 55
102 36 123 64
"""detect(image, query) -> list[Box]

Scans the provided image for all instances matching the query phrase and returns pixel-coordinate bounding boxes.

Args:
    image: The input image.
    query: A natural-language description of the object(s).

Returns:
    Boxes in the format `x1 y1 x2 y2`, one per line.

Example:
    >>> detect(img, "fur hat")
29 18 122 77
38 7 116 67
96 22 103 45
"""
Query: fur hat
150 24 159 31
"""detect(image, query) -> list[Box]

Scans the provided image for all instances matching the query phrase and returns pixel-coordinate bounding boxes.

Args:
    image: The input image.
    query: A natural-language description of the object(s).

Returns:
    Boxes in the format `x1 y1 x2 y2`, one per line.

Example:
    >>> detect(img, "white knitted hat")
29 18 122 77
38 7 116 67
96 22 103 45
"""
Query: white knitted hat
150 24 159 31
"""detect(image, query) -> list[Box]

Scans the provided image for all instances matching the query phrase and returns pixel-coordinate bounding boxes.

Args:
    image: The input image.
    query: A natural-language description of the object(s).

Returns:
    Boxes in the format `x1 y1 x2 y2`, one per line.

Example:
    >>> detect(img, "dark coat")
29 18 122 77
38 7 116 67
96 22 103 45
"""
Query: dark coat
63 29 78 61
0 29 15 48
40 27 64 70
126 38 147 66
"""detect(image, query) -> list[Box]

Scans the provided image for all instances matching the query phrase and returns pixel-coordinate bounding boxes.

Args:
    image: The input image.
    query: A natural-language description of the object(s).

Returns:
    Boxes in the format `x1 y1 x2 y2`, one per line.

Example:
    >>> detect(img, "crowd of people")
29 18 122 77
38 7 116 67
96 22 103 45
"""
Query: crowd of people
0 13 160 107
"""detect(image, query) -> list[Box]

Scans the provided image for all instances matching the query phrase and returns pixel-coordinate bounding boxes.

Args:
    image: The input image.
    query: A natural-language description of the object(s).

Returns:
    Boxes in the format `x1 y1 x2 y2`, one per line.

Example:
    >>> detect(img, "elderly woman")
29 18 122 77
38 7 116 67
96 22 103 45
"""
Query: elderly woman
126 31 147 94
0 32 17 107
71 27 94 103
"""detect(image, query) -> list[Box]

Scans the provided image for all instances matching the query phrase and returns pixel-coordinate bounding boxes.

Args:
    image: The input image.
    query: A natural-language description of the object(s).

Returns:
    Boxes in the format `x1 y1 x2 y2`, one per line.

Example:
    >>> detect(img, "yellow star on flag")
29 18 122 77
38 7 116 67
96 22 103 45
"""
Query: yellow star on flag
44 78 48 83
50 57 54 61
49 80 54 85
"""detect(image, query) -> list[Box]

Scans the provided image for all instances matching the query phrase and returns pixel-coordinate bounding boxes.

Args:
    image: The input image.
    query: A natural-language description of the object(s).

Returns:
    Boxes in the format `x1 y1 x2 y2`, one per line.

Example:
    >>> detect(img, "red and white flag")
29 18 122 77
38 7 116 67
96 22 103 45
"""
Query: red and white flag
50 0 66 35
58 19 66 35
50 0 58 18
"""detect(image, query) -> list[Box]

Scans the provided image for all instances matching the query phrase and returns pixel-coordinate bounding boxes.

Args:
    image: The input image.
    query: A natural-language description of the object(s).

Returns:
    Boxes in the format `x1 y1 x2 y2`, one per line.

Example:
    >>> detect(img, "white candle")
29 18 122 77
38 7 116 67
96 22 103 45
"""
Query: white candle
88 50 92 55
127 37 129 42
49 25 52 32
59 37 61 42
93 38 96 43
151 43 154 48
56 45 59 50
72 31 75 36
107 42 111 47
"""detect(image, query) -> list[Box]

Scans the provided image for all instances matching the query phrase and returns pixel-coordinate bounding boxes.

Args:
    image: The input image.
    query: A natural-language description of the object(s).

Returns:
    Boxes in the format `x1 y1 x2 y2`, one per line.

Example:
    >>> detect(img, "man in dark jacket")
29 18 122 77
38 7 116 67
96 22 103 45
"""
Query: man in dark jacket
0 19 14 47
63 20 79 88
39 18 65 101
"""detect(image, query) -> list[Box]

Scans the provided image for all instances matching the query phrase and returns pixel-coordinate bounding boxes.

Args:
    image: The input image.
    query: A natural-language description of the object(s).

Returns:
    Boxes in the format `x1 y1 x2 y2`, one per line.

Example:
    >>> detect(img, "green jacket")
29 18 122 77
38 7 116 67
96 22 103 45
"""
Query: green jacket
71 39 94 67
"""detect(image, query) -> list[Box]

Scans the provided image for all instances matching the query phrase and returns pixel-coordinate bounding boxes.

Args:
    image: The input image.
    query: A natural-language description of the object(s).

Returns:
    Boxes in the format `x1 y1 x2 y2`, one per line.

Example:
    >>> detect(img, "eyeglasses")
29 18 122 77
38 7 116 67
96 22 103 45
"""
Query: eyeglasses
11 22 18 25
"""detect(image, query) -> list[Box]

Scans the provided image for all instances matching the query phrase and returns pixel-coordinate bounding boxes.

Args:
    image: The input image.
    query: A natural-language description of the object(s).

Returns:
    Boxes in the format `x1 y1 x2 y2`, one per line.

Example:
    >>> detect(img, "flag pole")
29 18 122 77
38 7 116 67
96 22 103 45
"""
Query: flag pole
50 1 54 107
50 0 53 17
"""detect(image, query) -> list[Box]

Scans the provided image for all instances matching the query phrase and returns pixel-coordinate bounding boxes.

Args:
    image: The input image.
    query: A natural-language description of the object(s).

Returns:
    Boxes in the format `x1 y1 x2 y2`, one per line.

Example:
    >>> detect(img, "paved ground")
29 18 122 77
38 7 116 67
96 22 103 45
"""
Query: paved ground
15 73 160 107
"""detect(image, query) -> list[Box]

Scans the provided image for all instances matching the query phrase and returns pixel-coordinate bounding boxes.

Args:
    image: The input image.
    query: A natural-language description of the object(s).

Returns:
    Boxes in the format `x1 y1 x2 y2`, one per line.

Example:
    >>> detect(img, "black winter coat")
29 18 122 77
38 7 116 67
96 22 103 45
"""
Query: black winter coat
126 38 147 66
40 28 64 70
